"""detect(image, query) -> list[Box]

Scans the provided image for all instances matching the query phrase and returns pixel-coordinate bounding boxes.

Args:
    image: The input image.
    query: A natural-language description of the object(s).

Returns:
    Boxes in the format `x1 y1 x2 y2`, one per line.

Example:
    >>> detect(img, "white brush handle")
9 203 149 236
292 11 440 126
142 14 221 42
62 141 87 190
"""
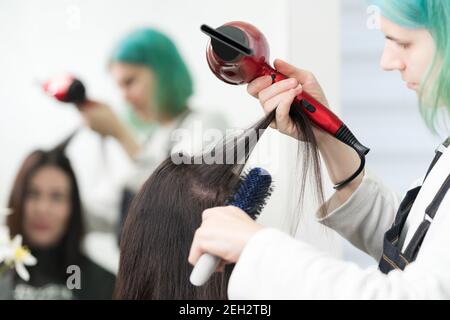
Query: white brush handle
190 253 221 286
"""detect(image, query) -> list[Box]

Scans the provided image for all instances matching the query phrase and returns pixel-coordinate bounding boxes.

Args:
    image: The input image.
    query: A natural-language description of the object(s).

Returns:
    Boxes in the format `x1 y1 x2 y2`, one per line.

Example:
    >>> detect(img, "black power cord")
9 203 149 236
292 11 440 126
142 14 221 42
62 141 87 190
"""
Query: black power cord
333 125 370 190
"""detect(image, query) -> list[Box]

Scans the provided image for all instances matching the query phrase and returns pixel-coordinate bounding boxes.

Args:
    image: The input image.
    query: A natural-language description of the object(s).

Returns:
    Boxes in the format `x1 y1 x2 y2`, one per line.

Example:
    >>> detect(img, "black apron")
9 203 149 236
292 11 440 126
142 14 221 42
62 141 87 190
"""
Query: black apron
379 137 450 273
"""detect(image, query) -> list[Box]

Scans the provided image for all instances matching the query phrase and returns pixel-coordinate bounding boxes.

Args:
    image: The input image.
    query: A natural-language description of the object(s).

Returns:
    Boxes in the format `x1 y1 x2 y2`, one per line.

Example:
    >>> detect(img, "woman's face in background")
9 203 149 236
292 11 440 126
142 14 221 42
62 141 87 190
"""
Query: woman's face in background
379 16 435 93
23 166 71 248
110 62 156 122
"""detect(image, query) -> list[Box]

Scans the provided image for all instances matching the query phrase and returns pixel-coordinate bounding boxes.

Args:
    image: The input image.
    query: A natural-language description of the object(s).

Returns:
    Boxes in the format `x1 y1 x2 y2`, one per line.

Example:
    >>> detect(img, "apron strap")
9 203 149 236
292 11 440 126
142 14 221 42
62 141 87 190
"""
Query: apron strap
426 174 450 220
423 138 449 182
379 137 449 273
402 173 450 261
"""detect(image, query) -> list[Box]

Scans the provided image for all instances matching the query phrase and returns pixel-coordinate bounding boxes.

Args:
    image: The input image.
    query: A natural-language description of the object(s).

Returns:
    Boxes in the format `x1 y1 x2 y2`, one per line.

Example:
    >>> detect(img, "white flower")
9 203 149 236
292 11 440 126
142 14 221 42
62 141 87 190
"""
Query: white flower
0 209 37 281
3 235 37 281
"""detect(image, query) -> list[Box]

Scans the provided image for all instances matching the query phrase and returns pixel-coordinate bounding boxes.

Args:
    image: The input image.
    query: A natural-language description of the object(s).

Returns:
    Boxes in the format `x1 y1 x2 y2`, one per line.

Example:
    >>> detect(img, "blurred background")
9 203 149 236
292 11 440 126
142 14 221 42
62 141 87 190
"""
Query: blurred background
0 0 444 286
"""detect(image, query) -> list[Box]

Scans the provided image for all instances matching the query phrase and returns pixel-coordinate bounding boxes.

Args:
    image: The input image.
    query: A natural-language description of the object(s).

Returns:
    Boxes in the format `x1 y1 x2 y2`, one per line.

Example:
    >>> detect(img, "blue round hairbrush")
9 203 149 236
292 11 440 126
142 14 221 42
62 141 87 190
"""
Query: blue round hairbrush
227 167 273 219
190 167 273 286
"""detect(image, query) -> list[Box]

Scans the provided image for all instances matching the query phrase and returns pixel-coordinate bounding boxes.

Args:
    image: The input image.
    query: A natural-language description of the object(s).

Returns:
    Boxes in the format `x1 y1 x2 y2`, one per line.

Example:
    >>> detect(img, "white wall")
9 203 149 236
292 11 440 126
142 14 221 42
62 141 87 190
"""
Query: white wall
0 0 342 270
287 0 342 255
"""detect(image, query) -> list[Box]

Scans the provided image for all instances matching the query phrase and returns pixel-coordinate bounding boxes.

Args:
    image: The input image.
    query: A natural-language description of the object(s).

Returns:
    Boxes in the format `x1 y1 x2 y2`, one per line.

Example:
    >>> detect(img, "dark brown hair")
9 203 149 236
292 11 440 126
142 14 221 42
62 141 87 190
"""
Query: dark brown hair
7 137 84 268
115 106 325 299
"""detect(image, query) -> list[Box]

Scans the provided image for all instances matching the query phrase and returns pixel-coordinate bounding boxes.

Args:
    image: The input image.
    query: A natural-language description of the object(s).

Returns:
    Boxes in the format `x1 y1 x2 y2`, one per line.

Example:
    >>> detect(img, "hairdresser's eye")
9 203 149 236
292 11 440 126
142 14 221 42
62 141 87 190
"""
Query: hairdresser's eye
398 42 411 50
124 77 135 87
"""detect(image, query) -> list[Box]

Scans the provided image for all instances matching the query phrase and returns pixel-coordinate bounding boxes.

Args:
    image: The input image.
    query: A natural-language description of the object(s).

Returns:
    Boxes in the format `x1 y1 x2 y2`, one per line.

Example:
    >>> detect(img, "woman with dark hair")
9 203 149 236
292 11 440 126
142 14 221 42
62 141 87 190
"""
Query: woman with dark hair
115 157 237 299
5 136 116 299
115 102 323 299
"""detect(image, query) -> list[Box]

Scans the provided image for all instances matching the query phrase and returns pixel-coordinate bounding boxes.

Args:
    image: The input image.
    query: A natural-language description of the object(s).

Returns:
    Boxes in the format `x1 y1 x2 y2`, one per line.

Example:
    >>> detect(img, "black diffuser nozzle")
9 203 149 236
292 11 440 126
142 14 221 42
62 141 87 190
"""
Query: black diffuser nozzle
201 24 253 61
66 79 86 104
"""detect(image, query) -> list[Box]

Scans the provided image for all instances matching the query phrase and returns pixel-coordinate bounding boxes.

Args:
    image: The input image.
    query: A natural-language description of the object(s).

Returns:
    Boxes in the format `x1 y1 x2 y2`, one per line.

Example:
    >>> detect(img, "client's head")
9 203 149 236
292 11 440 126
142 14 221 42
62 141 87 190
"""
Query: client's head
114 155 241 299
115 106 326 299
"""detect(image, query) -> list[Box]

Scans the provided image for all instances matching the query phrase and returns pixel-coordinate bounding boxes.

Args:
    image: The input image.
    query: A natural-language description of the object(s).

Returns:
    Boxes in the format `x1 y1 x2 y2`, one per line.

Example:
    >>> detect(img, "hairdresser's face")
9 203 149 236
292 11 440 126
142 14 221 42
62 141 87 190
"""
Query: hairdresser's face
23 166 71 248
379 16 435 92
110 62 156 121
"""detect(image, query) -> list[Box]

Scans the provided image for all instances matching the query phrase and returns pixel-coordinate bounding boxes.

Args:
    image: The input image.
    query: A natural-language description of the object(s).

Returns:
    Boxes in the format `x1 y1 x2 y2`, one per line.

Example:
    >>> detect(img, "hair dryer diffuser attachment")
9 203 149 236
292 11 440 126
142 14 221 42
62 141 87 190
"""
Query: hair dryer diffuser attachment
202 22 370 190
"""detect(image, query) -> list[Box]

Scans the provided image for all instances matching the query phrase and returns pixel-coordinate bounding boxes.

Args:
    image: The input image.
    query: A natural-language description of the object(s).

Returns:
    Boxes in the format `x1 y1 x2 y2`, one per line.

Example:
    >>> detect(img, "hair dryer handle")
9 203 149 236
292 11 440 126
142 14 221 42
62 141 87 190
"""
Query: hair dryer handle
260 64 343 135
190 253 221 287
260 64 369 155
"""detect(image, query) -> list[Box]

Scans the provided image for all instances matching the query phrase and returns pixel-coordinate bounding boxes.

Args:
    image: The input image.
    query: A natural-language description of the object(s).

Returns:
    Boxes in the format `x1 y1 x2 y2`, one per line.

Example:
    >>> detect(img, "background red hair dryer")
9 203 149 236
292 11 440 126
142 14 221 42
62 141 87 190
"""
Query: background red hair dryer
42 74 108 161
201 21 370 189
42 74 86 105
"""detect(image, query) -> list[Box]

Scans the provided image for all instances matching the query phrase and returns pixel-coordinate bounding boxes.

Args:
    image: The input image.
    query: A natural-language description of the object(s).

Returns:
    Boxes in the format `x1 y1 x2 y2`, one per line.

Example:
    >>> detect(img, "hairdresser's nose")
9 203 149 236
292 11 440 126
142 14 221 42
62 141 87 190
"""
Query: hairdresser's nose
380 43 405 72
121 87 133 103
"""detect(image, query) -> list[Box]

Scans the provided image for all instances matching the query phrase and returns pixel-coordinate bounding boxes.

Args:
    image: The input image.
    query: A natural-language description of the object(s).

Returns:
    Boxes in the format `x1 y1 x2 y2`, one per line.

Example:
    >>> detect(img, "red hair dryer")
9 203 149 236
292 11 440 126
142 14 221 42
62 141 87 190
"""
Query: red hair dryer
42 74 86 105
42 74 108 162
201 22 370 189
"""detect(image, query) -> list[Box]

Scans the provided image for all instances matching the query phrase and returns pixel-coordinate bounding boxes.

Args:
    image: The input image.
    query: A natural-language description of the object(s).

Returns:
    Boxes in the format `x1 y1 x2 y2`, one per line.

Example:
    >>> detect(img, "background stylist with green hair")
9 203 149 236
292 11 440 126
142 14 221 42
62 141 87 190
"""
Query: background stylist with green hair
80 28 227 234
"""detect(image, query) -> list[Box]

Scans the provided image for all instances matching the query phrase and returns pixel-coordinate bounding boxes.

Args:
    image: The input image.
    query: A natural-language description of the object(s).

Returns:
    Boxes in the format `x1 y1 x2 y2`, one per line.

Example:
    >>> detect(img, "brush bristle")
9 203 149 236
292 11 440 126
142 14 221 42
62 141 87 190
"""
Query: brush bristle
227 167 273 219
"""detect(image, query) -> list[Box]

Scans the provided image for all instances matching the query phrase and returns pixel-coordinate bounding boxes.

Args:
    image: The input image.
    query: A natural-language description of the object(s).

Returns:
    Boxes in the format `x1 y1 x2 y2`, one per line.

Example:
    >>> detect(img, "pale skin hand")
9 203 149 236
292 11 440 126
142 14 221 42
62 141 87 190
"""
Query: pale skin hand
79 100 140 159
247 59 329 141
188 206 265 271
248 59 365 203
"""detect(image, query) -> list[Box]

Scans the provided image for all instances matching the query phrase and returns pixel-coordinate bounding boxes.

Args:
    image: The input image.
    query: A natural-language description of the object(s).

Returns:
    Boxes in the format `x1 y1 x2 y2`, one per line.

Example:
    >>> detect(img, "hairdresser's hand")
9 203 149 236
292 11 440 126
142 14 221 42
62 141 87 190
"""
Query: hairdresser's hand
79 100 124 138
189 206 265 271
79 100 140 158
247 59 329 141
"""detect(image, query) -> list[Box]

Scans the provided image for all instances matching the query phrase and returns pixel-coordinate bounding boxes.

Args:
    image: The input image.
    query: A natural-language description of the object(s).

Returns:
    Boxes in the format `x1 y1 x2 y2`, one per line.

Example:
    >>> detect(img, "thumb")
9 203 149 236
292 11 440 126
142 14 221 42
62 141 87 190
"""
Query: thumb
274 59 312 84
77 99 97 111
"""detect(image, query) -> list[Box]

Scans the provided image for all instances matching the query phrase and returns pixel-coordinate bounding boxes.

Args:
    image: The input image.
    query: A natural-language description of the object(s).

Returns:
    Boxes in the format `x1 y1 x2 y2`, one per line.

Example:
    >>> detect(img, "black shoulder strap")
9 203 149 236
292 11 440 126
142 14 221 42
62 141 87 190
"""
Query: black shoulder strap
423 136 450 183
444 136 450 148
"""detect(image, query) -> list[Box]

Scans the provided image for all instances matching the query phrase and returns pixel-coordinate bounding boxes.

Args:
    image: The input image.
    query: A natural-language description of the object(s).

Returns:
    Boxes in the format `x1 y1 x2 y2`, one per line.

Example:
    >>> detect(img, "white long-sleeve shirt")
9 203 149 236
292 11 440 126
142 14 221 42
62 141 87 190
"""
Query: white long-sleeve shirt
228 142 450 299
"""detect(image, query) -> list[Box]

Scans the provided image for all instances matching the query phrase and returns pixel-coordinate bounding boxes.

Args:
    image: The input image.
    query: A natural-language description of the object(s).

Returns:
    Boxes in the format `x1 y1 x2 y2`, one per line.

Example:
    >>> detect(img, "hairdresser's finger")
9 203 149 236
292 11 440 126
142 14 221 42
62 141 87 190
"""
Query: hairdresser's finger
247 76 273 98
263 85 300 115
201 207 227 222
201 208 214 221
276 84 303 125
274 59 315 85
188 228 228 266
270 119 277 130
77 99 93 110
258 78 298 105
188 229 207 265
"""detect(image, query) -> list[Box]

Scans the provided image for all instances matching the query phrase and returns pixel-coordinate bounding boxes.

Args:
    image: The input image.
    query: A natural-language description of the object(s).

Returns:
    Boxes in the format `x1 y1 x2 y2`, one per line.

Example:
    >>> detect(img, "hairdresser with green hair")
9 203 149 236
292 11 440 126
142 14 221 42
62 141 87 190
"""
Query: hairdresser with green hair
80 28 227 230
190 0 450 299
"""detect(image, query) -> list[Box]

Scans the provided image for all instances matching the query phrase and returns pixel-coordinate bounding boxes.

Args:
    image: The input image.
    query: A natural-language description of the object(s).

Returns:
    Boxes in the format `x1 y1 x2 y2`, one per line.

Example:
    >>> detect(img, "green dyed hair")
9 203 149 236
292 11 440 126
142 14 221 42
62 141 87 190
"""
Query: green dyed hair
371 0 450 134
111 28 193 117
